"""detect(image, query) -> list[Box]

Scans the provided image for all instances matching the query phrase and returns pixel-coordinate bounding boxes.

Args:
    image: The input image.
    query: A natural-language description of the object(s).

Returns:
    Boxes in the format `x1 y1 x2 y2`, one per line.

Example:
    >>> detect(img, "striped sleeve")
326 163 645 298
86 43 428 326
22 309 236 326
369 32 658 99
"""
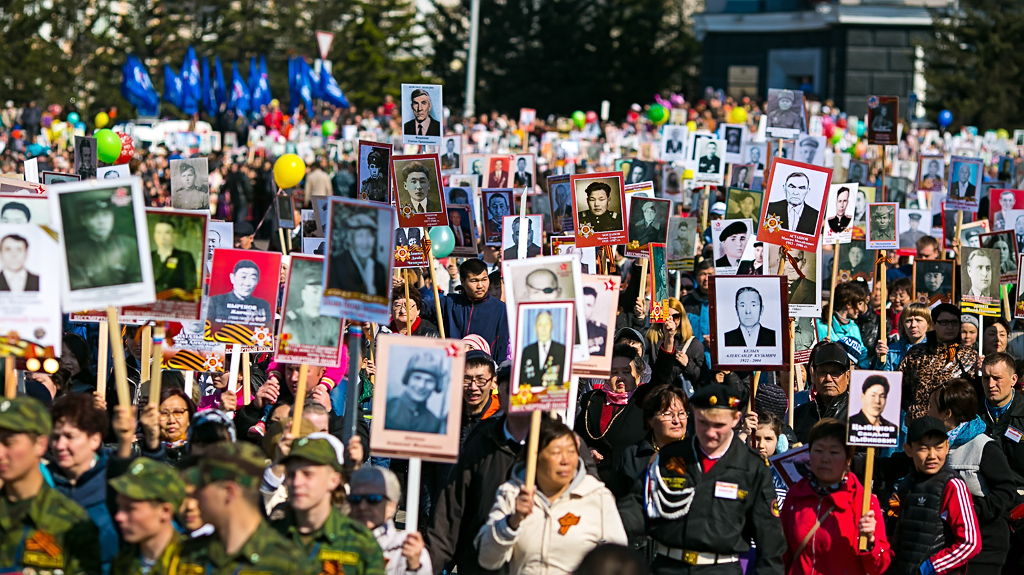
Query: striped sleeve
930 477 981 574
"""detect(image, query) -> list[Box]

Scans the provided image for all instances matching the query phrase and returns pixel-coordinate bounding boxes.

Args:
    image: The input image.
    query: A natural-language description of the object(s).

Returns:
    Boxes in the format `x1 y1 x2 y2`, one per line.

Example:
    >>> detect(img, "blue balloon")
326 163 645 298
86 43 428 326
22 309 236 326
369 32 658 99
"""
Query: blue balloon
938 109 953 129
67 112 80 124
75 121 86 131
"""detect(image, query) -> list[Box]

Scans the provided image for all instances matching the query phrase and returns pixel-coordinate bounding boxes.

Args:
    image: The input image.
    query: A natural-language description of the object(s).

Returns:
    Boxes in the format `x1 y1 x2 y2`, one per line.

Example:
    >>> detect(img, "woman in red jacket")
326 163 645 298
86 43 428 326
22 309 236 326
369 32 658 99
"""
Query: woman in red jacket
780 418 893 575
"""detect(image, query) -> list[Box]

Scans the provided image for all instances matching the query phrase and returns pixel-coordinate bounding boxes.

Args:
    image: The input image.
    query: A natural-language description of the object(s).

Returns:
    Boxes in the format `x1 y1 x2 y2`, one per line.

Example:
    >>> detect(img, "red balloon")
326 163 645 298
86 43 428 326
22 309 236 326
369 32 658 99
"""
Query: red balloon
585 110 598 123
687 108 698 121
11 130 22 140
626 110 639 124
837 117 847 129
115 132 135 165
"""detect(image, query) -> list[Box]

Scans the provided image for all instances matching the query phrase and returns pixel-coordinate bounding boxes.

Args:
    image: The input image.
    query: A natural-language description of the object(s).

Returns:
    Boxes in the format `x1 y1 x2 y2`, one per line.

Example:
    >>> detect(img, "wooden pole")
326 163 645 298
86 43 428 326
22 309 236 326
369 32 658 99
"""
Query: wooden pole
425 247 447 339
523 410 543 488
4 356 15 399
140 325 152 383
1004 284 1013 322
827 246 841 340
878 250 888 366
954 210 964 305
404 269 414 336
290 364 310 438
638 257 649 317
242 353 252 405
278 228 290 255
227 344 242 395
751 371 760 410
788 318 795 428
700 184 711 232
106 307 130 408
149 324 164 406
96 322 109 400
859 447 876 550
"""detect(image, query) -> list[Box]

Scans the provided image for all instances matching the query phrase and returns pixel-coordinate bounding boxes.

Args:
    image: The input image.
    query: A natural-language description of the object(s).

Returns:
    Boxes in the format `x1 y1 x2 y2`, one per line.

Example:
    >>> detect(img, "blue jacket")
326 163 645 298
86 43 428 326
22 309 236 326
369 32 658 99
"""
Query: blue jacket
874 336 922 371
436 292 510 363
816 316 870 369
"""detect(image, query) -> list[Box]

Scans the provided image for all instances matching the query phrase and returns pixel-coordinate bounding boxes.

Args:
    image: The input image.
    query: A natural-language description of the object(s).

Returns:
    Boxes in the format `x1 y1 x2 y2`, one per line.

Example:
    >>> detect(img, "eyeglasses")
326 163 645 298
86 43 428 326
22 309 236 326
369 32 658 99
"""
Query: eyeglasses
347 494 385 506
526 284 558 294
159 409 189 420
463 376 493 387
935 319 960 327
656 411 687 422
669 313 682 320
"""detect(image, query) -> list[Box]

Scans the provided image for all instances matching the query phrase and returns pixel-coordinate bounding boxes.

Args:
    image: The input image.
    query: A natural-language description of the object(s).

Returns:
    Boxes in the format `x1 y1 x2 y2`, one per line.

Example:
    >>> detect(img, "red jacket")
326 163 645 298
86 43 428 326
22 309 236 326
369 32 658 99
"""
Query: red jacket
781 472 893 575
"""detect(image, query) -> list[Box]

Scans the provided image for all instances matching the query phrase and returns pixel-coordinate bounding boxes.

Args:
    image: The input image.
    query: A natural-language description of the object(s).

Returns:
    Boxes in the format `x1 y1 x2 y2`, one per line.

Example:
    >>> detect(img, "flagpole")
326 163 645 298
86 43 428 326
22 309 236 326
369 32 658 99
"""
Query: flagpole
463 0 481 118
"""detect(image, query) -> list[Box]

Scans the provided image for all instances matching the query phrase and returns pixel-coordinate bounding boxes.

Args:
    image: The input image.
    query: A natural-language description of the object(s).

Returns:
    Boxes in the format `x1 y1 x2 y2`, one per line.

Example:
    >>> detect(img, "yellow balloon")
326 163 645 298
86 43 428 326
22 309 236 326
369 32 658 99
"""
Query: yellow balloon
729 107 748 124
686 120 697 132
683 169 694 180
273 154 306 189
95 112 109 128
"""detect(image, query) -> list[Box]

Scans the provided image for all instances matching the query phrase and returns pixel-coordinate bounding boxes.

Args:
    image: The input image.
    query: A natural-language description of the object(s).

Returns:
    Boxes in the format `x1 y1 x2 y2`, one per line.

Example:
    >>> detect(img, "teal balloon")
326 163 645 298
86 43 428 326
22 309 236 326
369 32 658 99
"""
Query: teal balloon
856 120 866 137
429 226 455 258
95 129 121 163
571 110 586 129
67 112 80 124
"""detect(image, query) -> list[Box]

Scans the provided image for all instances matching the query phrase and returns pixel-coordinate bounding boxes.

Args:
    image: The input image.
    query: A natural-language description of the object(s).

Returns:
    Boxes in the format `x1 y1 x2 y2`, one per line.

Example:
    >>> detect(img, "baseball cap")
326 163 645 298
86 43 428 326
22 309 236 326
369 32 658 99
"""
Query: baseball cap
810 342 851 369
906 416 949 444
710 202 726 216
110 459 186 508
349 466 402 502
182 442 267 489
282 434 345 473
0 396 52 436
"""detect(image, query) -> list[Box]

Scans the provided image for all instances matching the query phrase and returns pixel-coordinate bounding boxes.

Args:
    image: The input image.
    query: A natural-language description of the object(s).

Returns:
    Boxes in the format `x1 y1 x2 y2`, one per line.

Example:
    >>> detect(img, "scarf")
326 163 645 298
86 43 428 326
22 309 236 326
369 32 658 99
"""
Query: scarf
604 388 631 406
948 415 987 448
986 391 1014 422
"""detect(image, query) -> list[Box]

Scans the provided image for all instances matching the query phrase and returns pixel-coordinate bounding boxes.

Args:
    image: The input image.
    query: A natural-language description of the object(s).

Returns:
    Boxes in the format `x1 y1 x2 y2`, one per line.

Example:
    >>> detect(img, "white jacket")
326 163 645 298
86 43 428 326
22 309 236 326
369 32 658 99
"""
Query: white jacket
475 460 627 575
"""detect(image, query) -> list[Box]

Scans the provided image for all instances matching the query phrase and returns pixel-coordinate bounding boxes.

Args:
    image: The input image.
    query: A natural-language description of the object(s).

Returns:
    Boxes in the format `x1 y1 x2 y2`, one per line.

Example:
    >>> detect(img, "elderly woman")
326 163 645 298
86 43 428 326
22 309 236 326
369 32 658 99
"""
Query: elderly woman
928 378 1016 573
780 419 892 575
575 344 649 485
476 419 627 574
644 297 706 388
140 386 198 466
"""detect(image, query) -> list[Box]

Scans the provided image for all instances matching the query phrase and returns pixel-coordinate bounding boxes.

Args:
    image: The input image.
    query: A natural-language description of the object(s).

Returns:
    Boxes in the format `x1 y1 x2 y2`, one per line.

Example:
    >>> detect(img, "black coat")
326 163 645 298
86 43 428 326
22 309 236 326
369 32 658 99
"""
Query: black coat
765 199 820 235
723 325 776 347
981 391 1024 503
793 392 849 444
574 389 646 485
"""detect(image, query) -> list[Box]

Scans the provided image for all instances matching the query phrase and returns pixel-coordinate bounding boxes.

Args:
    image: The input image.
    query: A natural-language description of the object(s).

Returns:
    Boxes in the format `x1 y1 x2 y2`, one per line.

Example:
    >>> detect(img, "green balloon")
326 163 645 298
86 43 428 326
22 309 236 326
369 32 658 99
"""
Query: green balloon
429 226 455 258
322 120 337 137
572 110 586 129
648 104 668 124
95 129 121 164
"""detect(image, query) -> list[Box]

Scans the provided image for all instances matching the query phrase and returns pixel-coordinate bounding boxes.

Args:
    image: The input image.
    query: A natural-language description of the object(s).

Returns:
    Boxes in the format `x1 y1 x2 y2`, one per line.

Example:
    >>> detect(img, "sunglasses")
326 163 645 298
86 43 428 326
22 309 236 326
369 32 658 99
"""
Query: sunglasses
347 494 385 505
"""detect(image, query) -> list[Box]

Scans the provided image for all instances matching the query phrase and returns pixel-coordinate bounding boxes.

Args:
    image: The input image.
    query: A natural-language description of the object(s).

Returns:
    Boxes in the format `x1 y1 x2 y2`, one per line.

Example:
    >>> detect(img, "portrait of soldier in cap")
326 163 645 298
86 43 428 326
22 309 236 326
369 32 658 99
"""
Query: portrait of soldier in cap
208 259 272 326
796 135 824 165
916 260 952 300
74 136 98 179
328 210 388 297
63 188 143 291
899 211 927 248
360 145 390 203
170 159 210 210
868 204 896 242
281 256 341 348
826 186 853 234
766 89 806 133
385 350 448 433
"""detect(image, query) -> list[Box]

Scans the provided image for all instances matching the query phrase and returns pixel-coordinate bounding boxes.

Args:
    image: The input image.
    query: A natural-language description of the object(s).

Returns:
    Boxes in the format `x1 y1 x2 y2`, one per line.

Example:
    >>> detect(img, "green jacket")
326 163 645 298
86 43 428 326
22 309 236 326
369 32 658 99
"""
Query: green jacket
0 481 101 575
271 506 385 575
110 533 184 575
177 520 315 575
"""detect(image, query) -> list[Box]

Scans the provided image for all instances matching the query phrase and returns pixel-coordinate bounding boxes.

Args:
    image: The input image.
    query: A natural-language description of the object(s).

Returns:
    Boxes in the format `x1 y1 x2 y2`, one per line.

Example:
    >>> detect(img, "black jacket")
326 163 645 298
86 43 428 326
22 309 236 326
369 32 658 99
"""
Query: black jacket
608 436 658 544
793 392 849 444
575 389 646 485
981 391 1024 503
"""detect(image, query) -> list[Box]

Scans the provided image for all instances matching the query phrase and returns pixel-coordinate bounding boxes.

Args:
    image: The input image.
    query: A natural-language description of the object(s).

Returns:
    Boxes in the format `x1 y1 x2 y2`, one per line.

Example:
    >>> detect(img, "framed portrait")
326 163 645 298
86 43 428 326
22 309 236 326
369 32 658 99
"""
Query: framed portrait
866 202 898 250
275 254 343 367
391 154 447 228
660 125 688 163
121 209 208 322
482 189 513 246
0 224 62 355
370 335 465 462
765 88 807 139
0 194 50 226
357 140 391 203
502 254 589 363
687 132 713 166
770 445 810 488
988 188 1024 232
465 154 486 186
400 83 443 146
725 188 763 221
711 219 754 276
519 108 536 132
822 183 856 246
1014 129 1024 148
961 246 1000 315
648 244 669 322
510 301 576 413
203 221 233 278
510 154 536 190
50 177 155 310
0 178 45 195
321 197 395 325
547 174 574 234
865 96 898 146
624 160 655 186
667 216 698 271
392 226 426 269
946 156 983 212
794 135 826 166
742 141 767 171
275 193 296 230
572 274 619 378
756 158 832 252
169 158 210 210
161 320 225 372
661 164 684 203
1002 156 1020 184
980 230 1019 283
626 196 670 258
445 186 473 209
501 214 543 260
570 172 627 248
551 236 597 275
895 208 929 255
729 164 755 188
721 123 746 164
485 154 513 188
440 135 462 174
913 259 954 305
847 371 901 447
957 219 988 249
916 154 945 193
205 247 280 345
709 275 789 370
694 138 726 185
73 136 98 179
447 204 478 258
848 160 871 187
767 246 822 318
793 316 819 364
41 172 81 186
97 165 132 181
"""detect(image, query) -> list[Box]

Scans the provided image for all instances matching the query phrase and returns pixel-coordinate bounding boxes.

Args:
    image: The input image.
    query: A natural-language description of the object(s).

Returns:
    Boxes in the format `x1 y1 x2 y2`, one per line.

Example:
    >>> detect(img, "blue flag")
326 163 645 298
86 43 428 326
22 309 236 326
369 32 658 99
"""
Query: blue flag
122 55 159 116
201 57 214 115
319 63 350 109
307 60 324 101
181 46 201 115
295 58 314 115
229 62 251 114
163 64 183 111
288 57 298 114
256 55 271 108
248 56 258 104
213 56 227 108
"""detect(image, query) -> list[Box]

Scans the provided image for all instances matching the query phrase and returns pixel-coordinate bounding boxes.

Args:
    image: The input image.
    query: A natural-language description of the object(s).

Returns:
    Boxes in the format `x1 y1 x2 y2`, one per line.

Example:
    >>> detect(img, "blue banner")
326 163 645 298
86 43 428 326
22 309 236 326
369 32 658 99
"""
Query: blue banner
213 56 227 108
163 63 183 111
121 55 160 116
229 62 251 114
181 46 201 115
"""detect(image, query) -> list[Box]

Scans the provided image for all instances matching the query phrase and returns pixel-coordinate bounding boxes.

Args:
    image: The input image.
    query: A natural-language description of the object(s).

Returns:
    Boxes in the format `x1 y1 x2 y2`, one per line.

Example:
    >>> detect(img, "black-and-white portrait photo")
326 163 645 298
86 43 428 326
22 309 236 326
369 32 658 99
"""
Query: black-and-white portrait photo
624 159 655 185
961 246 999 303
280 255 342 350
710 275 788 369
385 347 450 434
440 136 461 172
765 88 807 137
170 158 210 210
401 83 443 146
980 230 1019 282
723 124 745 159
848 160 870 187
275 194 296 230
866 203 898 250
695 138 726 185
823 183 855 245
41 172 81 186
627 196 670 249
914 259 954 303
572 174 626 240
730 164 755 188
502 254 589 363
898 209 929 250
711 219 752 274
97 165 131 180
445 186 471 207
795 135 825 166
661 125 688 162
322 198 395 325
667 216 697 263
725 189 762 221
74 136 98 180
548 174 574 233
358 141 391 203
511 154 535 189
502 215 543 260
762 159 829 243
866 97 898 146
743 142 767 171
0 196 49 226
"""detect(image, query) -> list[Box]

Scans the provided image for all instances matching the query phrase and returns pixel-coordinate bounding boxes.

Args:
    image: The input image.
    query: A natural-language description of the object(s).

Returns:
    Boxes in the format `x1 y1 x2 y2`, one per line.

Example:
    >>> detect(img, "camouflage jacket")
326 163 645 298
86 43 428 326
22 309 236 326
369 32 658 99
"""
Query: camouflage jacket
270 505 385 575
110 533 184 575
0 482 101 575
177 520 315 575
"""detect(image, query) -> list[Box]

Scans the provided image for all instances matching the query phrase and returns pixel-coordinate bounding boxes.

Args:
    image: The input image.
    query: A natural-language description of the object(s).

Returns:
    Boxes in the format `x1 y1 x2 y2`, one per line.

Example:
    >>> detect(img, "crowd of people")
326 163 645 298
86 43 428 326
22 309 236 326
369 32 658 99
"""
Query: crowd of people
1 87 1024 575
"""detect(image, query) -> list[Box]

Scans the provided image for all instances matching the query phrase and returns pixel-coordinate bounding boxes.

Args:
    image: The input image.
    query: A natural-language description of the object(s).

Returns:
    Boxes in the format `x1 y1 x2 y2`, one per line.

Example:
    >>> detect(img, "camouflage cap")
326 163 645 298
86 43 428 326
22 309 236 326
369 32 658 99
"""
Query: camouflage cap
110 458 186 507
182 442 267 489
282 435 345 473
0 396 52 436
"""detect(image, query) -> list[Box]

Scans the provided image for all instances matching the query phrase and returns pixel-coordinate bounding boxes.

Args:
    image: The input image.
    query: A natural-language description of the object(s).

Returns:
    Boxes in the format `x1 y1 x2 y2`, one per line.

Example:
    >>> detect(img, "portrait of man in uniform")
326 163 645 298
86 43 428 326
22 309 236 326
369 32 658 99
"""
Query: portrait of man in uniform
208 259 272 326
827 186 853 233
63 190 142 291
385 351 448 434
484 191 512 244
170 159 209 210
359 146 390 203
74 136 98 180
328 212 388 297
577 181 622 233
150 217 198 298
766 89 806 134
282 257 340 348
440 137 460 171
582 287 607 357
513 156 533 188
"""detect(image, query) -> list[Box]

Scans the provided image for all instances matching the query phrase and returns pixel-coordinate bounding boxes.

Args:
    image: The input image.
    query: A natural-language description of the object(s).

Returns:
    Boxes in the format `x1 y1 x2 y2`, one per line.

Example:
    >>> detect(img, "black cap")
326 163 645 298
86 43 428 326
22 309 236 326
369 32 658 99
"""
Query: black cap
906 416 949 444
691 383 744 410
234 221 255 236
810 342 851 369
